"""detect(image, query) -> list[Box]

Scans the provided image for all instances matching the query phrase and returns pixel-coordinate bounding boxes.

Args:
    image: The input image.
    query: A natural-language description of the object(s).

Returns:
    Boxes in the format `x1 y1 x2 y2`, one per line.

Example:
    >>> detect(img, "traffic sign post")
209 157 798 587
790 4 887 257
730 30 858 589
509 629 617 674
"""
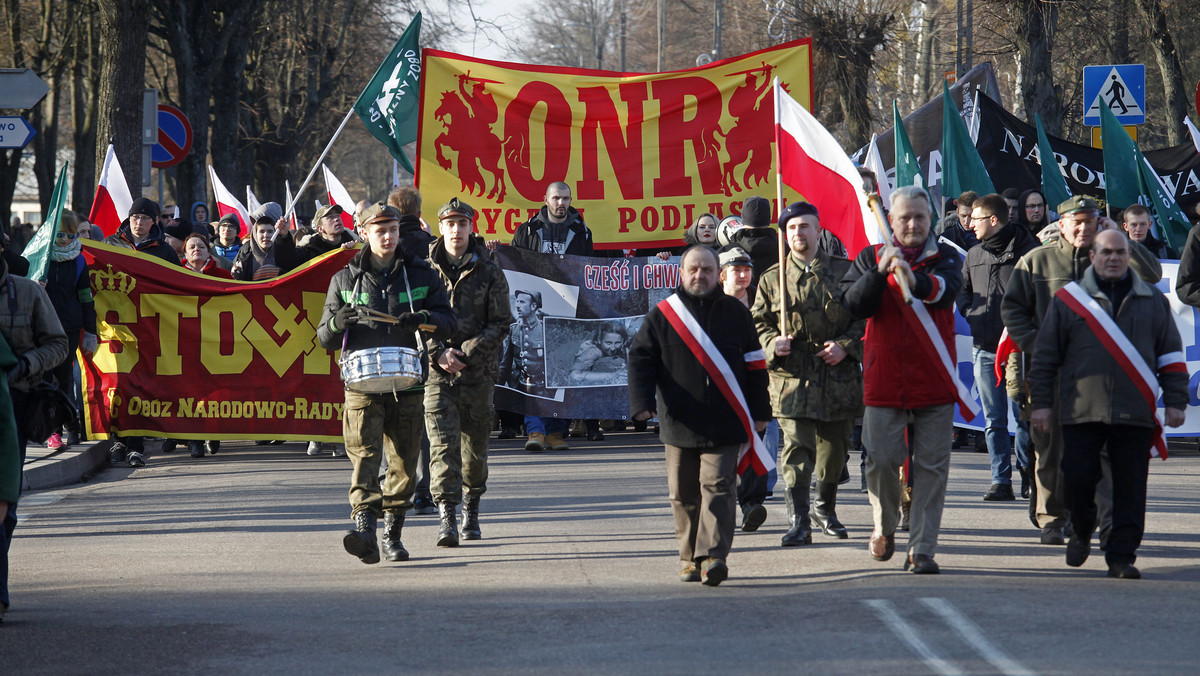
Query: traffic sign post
0 116 37 149
151 104 193 169
1084 64 1146 126
0 68 50 109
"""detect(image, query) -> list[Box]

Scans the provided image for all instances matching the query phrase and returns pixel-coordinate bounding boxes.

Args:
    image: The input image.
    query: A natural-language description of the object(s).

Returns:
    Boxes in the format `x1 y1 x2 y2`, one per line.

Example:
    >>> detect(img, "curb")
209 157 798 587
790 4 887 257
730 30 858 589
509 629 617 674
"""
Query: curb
22 440 113 492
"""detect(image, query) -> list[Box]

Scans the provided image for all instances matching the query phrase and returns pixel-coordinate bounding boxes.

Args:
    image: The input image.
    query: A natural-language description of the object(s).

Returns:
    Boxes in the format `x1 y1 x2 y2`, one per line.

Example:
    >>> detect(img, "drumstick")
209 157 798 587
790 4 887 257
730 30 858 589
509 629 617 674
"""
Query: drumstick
356 306 437 332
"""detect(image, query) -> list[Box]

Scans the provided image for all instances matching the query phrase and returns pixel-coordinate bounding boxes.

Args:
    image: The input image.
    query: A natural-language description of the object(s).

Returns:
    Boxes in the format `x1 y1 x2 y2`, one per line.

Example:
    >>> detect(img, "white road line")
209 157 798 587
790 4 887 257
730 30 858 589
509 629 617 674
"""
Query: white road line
920 597 1039 676
863 599 962 676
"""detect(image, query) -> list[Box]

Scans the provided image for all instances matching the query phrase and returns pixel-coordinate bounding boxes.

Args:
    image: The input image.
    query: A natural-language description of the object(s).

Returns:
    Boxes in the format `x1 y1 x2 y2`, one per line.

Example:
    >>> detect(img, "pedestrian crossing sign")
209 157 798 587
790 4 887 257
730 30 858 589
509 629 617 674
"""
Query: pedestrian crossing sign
1083 64 1145 126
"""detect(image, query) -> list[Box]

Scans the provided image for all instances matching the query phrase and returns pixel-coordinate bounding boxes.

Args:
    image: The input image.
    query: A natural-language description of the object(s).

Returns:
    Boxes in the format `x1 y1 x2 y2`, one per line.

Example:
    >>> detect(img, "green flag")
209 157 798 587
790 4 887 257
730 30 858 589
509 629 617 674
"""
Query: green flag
1099 98 1141 211
353 13 422 173
22 162 69 283
893 101 923 190
1034 113 1071 209
1136 146 1192 251
940 81 995 202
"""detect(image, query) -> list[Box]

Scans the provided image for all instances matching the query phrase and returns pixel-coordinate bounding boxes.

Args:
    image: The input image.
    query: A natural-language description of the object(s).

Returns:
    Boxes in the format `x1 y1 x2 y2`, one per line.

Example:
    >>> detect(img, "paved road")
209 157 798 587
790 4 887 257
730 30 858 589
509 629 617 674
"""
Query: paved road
5 432 1200 674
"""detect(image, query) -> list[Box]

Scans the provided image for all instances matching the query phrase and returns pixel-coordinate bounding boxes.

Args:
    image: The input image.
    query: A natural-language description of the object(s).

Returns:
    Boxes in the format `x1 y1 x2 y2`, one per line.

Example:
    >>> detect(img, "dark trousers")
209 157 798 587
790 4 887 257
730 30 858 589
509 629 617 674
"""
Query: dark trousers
665 443 738 563
3 388 31 609
48 331 81 434
1061 423 1153 566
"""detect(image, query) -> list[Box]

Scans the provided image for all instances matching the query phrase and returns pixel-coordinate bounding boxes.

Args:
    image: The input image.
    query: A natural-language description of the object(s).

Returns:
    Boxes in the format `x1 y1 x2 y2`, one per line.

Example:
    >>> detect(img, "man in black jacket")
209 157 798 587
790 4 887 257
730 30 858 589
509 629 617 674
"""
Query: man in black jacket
317 203 456 564
727 195 778 297
956 193 1039 502
102 198 180 265
628 245 771 586
508 182 594 256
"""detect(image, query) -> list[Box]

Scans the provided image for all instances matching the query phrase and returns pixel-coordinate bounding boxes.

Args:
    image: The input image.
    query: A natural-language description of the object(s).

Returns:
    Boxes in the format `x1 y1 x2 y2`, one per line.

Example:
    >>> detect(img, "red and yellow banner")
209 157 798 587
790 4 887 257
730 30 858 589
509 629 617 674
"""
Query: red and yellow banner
80 242 355 441
416 40 813 249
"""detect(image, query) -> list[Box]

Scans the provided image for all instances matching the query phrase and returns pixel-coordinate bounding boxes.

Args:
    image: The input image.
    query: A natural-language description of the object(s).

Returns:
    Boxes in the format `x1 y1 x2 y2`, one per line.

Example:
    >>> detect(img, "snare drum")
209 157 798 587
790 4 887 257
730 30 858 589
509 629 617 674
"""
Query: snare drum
339 346 424 393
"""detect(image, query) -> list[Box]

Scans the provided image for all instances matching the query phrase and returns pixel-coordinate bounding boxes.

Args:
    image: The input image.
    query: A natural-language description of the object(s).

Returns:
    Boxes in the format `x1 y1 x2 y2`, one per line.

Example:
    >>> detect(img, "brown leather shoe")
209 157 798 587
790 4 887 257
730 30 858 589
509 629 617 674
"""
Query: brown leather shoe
525 433 545 453
909 553 940 574
546 432 569 450
869 532 895 561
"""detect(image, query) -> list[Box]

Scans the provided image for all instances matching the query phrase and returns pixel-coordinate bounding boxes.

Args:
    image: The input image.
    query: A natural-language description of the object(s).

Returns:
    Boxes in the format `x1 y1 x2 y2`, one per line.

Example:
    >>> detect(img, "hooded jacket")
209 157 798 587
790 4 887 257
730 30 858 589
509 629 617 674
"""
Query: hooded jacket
511 206 594 256
231 229 304 281
102 220 180 265
425 235 513 385
841 235 964 410
628 284 771 448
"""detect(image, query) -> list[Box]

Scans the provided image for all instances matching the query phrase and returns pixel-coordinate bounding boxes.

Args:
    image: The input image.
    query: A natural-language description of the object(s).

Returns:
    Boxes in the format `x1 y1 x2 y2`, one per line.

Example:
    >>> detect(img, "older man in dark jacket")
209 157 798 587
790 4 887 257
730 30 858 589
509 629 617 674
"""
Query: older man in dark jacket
1029 229 1187 579
957 193 1039 502
628 245 771 587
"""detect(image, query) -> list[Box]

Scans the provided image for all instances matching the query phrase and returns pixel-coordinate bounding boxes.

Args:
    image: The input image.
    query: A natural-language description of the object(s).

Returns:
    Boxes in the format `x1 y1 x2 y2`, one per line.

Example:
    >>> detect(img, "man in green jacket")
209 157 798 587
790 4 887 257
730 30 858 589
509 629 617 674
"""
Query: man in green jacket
752 202 864 547
1001 195 1161 546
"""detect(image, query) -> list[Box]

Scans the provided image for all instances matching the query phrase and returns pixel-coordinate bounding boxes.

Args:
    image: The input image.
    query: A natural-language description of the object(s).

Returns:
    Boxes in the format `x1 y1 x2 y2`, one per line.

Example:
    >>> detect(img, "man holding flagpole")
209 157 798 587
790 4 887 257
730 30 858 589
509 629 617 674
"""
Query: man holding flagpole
628 245 771 587
842 186 968 575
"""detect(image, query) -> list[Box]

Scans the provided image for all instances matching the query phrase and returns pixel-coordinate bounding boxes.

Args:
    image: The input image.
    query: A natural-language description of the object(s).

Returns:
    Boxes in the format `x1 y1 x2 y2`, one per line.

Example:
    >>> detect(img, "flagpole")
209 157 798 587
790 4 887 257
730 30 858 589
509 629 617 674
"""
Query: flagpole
772 77 787 339
273 107 355 241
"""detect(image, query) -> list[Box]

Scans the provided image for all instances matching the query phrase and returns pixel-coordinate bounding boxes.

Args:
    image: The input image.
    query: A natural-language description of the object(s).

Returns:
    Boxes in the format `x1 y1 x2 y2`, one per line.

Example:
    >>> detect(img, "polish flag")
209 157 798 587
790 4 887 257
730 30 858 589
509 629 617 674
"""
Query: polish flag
87 144 133 237
284 180 298 230
322 165 356 230
207 165 250 234
774 80 881 258
246 186 262 214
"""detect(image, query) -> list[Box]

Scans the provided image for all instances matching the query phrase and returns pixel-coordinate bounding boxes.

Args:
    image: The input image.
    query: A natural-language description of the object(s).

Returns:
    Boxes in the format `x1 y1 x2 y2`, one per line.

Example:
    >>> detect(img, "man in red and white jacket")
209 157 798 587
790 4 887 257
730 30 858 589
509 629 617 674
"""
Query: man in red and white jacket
841 185 969 575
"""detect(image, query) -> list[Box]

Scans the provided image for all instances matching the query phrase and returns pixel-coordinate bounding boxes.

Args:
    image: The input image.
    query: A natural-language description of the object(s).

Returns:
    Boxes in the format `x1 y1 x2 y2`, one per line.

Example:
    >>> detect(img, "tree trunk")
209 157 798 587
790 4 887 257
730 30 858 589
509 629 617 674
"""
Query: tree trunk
1109 0 1131 64
1009 0 1061 134
913 0 936 104
1136 0 1188 145
71 12 101 213
96 0 151 198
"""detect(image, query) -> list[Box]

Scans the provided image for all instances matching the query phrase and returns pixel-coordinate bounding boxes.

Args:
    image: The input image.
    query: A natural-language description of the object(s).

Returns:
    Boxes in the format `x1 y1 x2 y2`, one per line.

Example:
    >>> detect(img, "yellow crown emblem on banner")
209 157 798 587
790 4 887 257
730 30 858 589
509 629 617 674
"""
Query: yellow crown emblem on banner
90 264 137 294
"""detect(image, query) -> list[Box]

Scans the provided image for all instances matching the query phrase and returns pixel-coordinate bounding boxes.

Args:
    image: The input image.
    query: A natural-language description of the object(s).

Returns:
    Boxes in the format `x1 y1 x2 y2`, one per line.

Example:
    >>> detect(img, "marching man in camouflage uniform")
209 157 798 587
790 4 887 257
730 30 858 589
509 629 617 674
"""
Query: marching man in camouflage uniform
752 202 864 547
424 198 513 547
318 203 456 564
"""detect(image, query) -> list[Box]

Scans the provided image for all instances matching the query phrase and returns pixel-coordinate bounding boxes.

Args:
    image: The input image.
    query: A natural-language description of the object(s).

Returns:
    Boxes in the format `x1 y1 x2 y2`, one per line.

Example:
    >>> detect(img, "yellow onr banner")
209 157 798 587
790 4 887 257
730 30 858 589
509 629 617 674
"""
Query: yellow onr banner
416 40 813 249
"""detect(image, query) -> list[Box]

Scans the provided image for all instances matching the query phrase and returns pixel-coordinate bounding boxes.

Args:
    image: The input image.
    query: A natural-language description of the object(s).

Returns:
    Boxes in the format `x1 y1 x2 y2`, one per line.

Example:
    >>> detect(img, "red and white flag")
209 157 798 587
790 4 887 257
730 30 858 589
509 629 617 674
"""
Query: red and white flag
322 165 356 231
774 80 881 258
284 180 298 230
246 186 263 214
87 144 133 237
207 165 250 234
993 327 1020 386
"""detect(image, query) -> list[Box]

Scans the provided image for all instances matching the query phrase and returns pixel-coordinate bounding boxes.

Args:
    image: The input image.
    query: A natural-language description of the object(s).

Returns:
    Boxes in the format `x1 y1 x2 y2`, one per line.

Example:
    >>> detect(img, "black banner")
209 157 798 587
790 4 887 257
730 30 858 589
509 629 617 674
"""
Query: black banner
493 248 680 420
974 93 1200 214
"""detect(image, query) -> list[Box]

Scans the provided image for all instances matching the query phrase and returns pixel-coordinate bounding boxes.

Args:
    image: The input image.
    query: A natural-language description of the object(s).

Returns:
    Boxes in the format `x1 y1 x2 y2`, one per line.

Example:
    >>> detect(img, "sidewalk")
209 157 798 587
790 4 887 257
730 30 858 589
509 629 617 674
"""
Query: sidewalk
21 438 113 492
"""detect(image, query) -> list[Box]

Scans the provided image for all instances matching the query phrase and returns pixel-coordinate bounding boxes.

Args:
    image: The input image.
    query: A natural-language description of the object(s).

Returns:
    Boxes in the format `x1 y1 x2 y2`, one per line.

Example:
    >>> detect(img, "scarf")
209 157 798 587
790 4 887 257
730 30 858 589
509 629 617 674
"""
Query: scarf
893 236 924 265
981 223 1016 255
50 237 82 262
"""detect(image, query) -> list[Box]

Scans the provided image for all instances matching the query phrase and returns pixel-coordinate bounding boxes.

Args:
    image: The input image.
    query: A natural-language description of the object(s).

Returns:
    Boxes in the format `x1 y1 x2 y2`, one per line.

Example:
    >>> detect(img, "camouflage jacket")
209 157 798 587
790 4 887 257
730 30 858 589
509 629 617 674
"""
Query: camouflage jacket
752 252 864 421
426 236 513 385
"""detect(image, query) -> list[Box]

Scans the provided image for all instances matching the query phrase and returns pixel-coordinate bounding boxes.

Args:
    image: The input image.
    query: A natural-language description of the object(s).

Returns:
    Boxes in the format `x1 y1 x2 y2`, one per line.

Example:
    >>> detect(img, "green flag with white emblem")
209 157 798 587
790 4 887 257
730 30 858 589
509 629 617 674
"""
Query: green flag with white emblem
353 13 422 173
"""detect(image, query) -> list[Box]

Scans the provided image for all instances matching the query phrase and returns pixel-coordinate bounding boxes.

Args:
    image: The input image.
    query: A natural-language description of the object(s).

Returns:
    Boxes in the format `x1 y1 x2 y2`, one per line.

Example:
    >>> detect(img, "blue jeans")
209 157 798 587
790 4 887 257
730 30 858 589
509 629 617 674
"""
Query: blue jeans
525 416 567 436
973 348 1015 485
763 420 780 493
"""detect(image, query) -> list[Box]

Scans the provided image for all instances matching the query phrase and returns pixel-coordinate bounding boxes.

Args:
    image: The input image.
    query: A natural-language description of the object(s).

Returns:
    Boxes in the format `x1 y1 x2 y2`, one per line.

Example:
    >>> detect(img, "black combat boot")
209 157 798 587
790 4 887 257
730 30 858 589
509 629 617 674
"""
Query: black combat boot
811 480 849 539
381 510 410 561
343 510 380 564
437 502 459 547
781 486 812 546
460 494 482 540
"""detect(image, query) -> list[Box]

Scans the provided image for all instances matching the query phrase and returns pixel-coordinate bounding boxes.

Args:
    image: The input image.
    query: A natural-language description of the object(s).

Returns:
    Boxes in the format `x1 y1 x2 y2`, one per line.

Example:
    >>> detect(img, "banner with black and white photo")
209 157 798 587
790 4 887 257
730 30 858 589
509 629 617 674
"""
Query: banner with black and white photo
493 248 679 420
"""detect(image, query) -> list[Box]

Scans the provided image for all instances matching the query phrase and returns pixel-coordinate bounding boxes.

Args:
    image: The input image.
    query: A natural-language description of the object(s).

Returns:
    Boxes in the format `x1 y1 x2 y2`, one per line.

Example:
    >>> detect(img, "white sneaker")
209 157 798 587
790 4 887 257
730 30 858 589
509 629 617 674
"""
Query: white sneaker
306 441 325 456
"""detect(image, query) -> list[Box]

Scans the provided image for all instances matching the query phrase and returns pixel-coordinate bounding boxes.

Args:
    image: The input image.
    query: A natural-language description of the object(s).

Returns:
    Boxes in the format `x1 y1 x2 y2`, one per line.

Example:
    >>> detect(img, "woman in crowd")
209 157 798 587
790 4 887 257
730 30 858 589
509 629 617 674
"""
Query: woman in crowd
684 212 720 249
42 211 96 450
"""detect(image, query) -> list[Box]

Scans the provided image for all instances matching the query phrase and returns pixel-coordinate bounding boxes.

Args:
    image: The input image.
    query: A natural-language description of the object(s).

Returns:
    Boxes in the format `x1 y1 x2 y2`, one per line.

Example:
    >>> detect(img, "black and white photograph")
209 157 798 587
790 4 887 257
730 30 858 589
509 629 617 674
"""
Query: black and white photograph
544 316 644 389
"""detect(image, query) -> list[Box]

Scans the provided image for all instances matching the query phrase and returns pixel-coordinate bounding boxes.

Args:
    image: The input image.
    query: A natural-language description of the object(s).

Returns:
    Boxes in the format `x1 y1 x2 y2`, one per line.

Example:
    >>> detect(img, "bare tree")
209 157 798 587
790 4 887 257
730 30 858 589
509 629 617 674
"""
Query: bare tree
1004 0 1061 134
95 0 151 198
1135 0 1189 144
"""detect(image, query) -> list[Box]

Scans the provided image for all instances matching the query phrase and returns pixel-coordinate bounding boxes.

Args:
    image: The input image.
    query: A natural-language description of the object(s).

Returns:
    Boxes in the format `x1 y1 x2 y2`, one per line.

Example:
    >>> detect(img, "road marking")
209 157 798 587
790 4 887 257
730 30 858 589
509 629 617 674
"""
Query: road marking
863 599 962 676
920 597 1039 676
20 491 66 508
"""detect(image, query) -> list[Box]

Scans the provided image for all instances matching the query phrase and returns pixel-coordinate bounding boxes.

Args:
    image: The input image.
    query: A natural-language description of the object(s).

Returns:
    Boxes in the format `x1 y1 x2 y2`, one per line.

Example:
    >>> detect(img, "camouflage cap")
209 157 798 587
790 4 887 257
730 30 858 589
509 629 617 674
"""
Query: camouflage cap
355 202 401 228
1057 195 1100 216
313 204 344 223
438 197 475 221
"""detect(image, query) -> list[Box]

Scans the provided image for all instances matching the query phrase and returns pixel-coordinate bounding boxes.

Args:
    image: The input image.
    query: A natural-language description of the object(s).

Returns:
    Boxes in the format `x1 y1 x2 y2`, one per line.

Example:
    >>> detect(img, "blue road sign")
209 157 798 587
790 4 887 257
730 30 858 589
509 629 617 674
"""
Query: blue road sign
0 116 37 149
151 104 192 168
1083 64 1145 126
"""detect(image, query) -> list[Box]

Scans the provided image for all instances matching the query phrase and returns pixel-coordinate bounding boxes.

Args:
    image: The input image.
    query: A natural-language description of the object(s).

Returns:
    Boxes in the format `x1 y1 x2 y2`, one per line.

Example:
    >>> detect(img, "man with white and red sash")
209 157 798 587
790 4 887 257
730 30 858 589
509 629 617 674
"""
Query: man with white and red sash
1028 230 1187 579
1001 195 1162 546
841 186 967 575
628 245 771 587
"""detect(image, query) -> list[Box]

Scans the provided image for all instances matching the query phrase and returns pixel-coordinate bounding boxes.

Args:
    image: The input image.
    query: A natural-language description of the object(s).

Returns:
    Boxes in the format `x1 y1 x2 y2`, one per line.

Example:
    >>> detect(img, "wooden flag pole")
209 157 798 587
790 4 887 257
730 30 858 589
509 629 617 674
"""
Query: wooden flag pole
271 107 355 242
772 77 788 338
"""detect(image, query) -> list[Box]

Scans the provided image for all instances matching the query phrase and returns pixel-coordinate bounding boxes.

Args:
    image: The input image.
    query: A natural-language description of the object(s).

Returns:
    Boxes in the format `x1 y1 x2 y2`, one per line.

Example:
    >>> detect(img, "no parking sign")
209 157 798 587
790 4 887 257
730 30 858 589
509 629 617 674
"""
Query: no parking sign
151 104 192 168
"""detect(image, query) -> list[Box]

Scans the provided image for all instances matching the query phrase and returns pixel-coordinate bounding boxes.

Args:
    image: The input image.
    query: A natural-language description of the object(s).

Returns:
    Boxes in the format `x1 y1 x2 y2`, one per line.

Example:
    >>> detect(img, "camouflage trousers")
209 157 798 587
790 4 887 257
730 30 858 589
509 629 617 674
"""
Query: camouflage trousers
778 417 853 489
424 380 494 505
343 389 424 517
